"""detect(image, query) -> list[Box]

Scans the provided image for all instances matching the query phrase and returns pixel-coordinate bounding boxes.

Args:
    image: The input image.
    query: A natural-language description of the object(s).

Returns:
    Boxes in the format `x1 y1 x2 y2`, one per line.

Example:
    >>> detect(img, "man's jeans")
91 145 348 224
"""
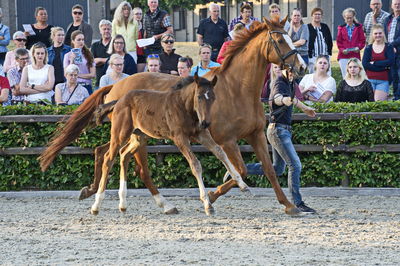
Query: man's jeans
245 124 303 205
391 56 400 100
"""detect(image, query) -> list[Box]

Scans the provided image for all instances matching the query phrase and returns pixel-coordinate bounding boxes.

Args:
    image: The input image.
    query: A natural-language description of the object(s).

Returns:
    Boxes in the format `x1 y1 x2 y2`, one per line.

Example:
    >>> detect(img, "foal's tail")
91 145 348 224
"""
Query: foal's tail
39 85 114 172
94 100 118 126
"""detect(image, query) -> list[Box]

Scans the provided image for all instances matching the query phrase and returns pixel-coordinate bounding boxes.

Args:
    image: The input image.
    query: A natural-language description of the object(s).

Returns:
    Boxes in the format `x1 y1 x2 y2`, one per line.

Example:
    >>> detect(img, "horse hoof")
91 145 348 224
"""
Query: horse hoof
79 187 96 200
285 206 301 216
119 207 127 213
240 187 254 197
208 191 217 204
205 206 215 216
91 209 99 215
164 207 179 215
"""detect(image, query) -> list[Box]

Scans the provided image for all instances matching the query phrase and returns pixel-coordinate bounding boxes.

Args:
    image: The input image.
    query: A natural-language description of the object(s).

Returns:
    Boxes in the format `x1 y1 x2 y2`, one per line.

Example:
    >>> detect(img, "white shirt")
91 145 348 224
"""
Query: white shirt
299 74 336 103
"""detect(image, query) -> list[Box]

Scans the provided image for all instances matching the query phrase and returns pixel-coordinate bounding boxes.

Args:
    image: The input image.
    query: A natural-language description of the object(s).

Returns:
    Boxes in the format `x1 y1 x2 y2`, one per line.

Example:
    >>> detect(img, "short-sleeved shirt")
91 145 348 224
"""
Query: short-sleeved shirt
91 40 111 86
289 24 309 56
269 77 293 125
197 17 229 51
56 83 89 105
299 74 337 103
7 65 25 102
63 51 96 85
190 61 220 77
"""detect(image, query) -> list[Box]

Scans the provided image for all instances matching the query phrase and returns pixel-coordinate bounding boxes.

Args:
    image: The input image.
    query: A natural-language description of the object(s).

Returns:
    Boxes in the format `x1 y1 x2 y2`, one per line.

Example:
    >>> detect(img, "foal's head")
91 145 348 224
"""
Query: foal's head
193 73 217 129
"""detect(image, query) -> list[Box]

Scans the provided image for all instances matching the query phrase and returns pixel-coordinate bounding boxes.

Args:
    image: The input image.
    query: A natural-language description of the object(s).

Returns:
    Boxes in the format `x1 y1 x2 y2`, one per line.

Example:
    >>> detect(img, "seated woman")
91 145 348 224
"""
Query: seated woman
335 58 374 103
103 34 137 76
54 64 89 105
299 55 336 103
3 31 27 73
146 54 161 73
99 54 129 87
0 75 11 106
19 42 55 104
177 56 193 78
217 23 245 64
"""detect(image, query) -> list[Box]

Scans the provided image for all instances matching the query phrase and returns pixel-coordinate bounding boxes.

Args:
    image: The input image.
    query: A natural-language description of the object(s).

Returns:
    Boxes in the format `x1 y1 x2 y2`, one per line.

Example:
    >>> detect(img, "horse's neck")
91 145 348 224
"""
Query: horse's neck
174 85 196 113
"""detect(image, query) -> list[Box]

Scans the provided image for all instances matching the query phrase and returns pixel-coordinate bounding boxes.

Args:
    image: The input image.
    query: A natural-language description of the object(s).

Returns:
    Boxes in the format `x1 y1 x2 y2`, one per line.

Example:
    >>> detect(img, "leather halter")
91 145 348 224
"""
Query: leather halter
268 30 300 74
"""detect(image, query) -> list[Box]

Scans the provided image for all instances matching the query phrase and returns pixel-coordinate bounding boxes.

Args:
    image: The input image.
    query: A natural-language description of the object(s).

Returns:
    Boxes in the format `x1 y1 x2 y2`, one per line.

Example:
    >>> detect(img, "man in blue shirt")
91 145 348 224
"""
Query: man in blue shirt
197 3 229 62
190 43 220 77
0 8 11 66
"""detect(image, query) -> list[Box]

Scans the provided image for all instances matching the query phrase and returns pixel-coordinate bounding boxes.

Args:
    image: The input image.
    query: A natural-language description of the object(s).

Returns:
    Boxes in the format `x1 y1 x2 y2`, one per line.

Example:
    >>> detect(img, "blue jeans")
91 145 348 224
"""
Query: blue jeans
391 57 400 100
246 124 303 205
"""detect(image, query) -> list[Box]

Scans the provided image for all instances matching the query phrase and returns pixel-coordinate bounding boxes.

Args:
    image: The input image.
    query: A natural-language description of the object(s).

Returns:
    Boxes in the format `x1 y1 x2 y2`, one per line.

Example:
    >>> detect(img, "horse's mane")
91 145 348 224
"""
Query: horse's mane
210 18 283 75
171 76 195 90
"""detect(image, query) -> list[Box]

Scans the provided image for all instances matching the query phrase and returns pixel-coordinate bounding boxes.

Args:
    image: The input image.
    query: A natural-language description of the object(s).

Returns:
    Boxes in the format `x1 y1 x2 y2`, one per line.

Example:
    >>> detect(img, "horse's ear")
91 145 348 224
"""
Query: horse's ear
280 15 288 28
262 17 272 29
211 75 218 87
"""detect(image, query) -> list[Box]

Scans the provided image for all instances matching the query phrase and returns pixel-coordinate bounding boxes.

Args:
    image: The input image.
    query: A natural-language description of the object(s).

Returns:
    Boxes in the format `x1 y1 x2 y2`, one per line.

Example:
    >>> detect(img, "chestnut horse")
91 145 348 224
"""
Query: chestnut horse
91 74 249 215
40 17 306 215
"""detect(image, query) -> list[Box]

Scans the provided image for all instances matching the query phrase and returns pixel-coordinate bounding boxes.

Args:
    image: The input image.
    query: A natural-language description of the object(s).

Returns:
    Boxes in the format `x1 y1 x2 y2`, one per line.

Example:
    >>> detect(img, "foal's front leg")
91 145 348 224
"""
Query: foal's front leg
174 136 214 215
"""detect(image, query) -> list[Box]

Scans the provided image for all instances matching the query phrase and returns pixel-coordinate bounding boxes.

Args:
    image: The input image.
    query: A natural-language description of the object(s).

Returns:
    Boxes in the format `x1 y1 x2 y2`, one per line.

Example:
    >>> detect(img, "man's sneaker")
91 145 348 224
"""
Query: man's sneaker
296 202 316 214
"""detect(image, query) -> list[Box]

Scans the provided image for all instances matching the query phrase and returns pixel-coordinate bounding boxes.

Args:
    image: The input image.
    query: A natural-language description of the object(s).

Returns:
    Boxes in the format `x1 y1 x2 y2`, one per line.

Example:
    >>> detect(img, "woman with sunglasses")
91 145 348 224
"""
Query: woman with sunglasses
146 54 161 73
133 7 146 72
112 1 139 63
177 56 193 77
99 54 129 87
3 31 27 73
102 34 137 77
24 7 53 49
48 27 71 88
159 33 181 75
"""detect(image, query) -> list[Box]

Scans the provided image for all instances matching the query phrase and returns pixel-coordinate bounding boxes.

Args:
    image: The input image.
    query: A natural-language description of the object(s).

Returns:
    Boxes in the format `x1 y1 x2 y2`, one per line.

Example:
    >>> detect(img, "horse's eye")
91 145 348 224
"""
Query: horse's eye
278 39 284 44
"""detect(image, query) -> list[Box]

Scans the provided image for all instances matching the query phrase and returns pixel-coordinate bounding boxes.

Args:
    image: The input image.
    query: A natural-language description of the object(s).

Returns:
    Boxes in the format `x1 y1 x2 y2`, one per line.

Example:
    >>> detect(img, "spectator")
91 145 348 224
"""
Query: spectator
7 48 29 104
91 20 112 89
55 64 88 105
336 58 374 103
364 0 390 42
24 7 53 49
19 42 55 104
197 3 229 62
146 54 161 72
103 34 137 76
190 43 221 77
63 30 95 94
288 8 309 64
3 31 26 73
133 7 146 72
159 33 181 75
383 0 400 100
48 27 71 88
268 3 290 31
0 8 11 67
337 8 366 78
0 74 11 106
143 0 173 56
363 24 395 101
307 8 333 74
177 56 193 77
65 4 93 48
299 55 336 103
217 23 245 64
99 54 129 87
112 1 139 62
229 3 258 31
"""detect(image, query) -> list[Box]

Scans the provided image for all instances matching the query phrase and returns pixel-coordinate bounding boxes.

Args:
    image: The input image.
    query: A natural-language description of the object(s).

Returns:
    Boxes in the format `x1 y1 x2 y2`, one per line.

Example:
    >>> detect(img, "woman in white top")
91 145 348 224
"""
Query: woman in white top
55 64 89 105
299 55 336 103
99 54 129 87
19 42 54 103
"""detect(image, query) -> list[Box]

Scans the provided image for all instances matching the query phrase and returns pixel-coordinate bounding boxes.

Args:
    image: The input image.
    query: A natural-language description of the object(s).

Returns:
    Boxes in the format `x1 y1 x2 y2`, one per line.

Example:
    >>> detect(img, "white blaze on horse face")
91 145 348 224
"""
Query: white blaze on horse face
204 90 210 100
283 34 307 68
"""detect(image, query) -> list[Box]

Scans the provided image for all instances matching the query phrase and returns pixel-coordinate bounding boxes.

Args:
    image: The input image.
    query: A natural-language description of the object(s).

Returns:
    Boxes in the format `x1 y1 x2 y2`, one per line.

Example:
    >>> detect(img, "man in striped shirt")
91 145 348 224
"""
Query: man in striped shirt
364 0 390 42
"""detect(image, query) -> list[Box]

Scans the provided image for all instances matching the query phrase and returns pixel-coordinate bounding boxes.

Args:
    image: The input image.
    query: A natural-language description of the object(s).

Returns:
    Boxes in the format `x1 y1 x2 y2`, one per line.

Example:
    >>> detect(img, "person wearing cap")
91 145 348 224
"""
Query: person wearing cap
159 33 181 75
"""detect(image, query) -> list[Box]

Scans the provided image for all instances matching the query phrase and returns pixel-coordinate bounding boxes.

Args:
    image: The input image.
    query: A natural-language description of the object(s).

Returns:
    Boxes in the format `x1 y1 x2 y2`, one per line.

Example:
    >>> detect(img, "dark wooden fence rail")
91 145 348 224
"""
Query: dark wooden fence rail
1 112 400 155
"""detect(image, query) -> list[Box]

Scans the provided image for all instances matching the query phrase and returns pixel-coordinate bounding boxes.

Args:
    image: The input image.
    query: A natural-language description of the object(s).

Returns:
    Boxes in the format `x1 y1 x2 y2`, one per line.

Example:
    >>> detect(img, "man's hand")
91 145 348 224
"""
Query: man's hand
303 106 316 117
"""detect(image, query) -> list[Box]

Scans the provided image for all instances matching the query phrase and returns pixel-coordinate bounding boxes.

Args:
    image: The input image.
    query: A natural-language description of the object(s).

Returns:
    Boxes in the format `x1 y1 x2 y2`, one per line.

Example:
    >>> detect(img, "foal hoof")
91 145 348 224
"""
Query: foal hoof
205 206 215 216
164 207 179 215
208 191 217 204
285 206 301 216
91 209 99 216
119 207 127 213
240 186 253 197
79 186 95 200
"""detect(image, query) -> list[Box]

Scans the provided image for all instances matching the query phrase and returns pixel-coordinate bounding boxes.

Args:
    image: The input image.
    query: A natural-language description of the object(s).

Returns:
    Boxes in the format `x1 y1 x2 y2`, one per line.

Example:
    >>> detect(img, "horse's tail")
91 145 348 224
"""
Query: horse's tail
94 100 118 126
39 85 114 172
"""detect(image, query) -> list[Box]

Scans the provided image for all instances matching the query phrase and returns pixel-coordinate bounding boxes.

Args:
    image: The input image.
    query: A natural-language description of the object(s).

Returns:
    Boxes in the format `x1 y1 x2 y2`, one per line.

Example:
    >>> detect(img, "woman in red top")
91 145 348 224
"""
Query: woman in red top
336 8 366 78
216 23 245 64
362 24 395 101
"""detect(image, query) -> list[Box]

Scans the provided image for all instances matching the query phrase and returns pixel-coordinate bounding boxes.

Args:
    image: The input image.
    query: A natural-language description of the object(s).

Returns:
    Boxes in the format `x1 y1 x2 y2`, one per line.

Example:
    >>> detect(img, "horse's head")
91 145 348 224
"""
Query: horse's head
262 16 307 77
193 73 217 129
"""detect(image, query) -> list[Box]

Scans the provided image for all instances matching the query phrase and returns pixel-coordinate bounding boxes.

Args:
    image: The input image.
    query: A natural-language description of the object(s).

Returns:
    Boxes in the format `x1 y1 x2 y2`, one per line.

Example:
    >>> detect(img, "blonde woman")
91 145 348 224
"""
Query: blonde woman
19 42 55 103
335 58 374 103
48 27 71 87
112 1 139 62
362 24 395 101
99 54 129 87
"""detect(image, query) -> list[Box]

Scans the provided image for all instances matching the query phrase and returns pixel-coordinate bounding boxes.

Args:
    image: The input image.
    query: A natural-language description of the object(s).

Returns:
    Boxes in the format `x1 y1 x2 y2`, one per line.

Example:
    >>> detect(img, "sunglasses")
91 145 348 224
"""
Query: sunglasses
134 13 142 15
15 39 27 42
73 11 83 15
147 54 159 59
163 40 174 44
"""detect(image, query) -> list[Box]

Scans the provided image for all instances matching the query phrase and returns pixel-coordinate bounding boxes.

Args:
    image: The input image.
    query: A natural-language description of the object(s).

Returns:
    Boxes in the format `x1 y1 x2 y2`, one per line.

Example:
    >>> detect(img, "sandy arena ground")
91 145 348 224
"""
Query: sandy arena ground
0 190 399 265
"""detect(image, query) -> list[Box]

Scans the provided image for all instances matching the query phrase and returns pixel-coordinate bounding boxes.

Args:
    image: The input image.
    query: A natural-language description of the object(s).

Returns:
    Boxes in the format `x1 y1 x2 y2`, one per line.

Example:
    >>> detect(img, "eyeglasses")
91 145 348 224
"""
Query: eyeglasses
111 63 124 67
134 13 142 15
73 11 83 15
18 57 30 61
163 40 174 44
147 54 159 59
114 41 125 45
15 39 27 42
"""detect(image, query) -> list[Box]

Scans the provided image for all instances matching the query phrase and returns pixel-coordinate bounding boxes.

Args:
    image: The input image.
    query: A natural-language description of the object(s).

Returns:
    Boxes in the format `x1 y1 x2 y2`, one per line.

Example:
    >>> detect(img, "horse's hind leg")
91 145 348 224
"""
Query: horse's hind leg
79 142 110 200
134 143 178 214
174 136 214 216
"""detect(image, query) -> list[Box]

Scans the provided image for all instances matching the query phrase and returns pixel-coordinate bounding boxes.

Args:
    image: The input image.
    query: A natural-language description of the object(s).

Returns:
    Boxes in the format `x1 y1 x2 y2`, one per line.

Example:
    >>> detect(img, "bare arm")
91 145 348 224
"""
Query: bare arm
93 57 108 66
0 89 9 103
54 84 64 104
33 65 54 92
78 65 96 79
274 93 316 117
197 34 204 46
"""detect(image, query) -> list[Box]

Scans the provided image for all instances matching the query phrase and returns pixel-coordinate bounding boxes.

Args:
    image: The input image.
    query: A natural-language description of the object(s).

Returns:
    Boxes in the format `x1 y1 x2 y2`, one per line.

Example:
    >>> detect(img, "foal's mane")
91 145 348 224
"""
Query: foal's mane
171 76 195 90
210 18 282 75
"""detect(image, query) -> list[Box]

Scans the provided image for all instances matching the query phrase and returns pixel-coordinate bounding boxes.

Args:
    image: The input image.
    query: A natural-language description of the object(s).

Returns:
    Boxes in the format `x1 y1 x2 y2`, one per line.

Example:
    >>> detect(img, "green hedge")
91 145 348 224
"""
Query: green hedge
1 101 400 191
